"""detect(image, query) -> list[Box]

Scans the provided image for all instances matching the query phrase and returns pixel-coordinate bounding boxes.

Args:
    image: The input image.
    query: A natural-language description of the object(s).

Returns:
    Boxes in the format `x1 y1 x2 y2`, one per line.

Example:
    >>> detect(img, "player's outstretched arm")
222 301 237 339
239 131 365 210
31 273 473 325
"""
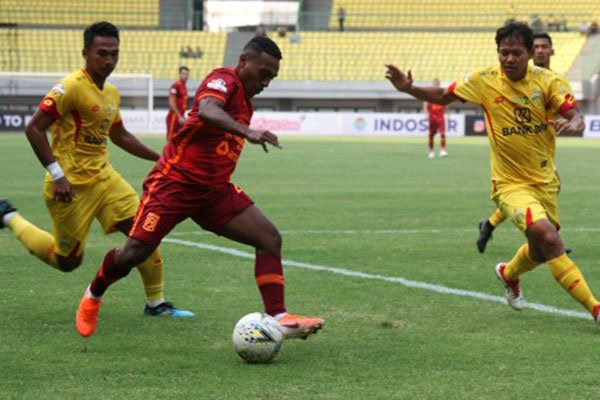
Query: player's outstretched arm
25 108 76 202
198 97 281 152
385 64 457 106
109 123 160 161
550 108 585 136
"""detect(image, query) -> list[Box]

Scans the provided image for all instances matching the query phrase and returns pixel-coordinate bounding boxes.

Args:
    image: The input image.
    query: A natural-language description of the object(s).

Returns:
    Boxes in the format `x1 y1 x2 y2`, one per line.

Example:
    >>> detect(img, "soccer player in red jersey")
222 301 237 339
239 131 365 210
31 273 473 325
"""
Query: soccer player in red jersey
423 78 447 158
166 66 189 140
76 37 325 339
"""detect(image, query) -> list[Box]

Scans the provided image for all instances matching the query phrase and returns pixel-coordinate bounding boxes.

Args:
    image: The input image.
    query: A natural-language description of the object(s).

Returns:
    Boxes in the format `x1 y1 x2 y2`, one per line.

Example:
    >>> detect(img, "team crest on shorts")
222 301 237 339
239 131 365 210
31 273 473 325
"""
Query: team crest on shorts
514 209 524 224
143 213 160 232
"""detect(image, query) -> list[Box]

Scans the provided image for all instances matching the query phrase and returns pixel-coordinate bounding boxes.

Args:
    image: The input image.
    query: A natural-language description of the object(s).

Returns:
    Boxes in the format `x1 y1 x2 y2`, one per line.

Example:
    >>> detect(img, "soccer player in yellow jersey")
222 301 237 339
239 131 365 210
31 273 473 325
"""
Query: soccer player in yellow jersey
386 22 600 327
477 32 572 255
0 22 192 317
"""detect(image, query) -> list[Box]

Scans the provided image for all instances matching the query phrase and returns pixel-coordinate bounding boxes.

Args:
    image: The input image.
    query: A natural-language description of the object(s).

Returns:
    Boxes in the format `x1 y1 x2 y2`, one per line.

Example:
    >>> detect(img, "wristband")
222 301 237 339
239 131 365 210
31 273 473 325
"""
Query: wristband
46 161 64 181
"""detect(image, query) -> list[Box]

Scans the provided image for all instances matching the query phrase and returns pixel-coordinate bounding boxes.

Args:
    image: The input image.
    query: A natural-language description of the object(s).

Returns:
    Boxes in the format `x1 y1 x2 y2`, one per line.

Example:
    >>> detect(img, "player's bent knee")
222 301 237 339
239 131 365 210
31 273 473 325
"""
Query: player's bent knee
259 230 282 255
56 255 82 272
117 240 156 267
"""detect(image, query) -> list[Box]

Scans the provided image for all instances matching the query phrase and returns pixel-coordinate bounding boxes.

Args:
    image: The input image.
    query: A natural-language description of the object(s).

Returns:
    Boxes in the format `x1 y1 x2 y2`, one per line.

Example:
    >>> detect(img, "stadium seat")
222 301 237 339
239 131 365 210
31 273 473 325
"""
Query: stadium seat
0 29 226 80
330 0 600 30
0 0 159 27
269 31 585 81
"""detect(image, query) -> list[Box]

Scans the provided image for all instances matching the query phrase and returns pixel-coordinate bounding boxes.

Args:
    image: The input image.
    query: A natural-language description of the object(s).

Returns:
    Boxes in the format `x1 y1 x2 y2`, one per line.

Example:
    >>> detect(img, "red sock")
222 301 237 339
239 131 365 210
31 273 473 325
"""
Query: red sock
255 252 286 316
428 133 434 151
89 249 132 297
441 133 446 149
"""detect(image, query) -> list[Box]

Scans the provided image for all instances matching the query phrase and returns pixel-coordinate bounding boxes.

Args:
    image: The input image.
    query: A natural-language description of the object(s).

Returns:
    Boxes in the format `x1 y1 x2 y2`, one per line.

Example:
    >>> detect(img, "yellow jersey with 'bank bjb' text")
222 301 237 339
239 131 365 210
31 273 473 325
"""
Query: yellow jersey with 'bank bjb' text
39 68 122 185
448 65 576 185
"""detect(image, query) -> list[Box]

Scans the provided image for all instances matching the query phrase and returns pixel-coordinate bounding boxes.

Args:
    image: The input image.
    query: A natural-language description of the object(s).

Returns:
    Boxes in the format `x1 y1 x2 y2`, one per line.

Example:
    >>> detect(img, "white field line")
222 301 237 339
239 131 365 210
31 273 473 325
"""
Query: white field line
162 237 593 321
168 227 600 236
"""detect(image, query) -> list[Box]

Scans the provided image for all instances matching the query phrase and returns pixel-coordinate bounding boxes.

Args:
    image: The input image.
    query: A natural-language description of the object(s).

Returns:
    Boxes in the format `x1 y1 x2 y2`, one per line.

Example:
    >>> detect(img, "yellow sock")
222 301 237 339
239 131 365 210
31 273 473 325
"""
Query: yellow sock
547 254 599 314
489 208 507 227
503 243 541 281
136 248 164 303
8 214 60 270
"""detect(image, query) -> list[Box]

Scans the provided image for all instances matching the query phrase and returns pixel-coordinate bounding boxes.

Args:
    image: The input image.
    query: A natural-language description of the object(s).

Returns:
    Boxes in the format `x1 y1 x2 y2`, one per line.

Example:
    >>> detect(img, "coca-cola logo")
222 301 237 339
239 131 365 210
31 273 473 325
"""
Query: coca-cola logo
251 117 302 131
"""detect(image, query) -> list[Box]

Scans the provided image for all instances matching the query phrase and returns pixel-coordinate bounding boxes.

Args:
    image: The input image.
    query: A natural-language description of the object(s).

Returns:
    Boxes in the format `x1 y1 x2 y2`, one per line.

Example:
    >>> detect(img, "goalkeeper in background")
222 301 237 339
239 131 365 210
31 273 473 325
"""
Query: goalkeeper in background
0 22 192 318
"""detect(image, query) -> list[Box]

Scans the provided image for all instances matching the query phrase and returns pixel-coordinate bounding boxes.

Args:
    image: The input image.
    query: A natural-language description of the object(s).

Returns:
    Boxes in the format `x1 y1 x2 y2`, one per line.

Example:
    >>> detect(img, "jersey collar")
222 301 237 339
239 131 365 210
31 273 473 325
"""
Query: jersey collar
499 65 532 84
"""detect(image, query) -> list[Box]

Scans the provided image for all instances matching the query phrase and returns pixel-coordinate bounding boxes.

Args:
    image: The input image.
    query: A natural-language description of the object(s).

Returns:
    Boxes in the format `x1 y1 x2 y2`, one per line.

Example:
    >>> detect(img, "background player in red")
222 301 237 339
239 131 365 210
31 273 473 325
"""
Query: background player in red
423 78 448 158
166 66 189 140
76 37 325 340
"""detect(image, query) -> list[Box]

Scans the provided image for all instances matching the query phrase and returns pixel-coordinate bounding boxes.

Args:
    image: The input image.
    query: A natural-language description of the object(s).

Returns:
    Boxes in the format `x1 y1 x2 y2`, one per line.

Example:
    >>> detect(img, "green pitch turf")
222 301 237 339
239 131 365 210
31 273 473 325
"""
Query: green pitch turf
2 133 600 399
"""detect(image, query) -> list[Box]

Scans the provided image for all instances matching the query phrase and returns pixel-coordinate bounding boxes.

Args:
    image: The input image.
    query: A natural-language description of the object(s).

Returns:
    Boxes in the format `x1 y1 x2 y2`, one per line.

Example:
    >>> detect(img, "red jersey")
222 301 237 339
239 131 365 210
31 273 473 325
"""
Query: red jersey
427 103 445 123
168 80 188 115
156 67 253 189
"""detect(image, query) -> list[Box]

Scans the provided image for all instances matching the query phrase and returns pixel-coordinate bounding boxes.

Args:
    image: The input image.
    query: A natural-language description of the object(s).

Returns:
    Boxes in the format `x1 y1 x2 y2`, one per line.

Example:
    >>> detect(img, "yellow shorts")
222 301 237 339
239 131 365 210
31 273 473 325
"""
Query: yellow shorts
43 166 139 257
491 176 560 234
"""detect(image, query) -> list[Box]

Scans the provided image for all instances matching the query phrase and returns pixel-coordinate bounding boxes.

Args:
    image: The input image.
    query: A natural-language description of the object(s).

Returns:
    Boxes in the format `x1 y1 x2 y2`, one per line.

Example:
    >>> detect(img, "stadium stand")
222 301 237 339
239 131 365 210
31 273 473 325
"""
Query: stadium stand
329 0 599 30
0 29 227 80
0 0 159 27
269 31 585 81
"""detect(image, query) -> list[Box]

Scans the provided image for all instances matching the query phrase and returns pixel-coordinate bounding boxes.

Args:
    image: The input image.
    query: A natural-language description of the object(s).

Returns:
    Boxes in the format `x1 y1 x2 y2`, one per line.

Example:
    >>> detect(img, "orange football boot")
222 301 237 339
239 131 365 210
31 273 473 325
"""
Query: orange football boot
76 295 101 337
277 314 325 339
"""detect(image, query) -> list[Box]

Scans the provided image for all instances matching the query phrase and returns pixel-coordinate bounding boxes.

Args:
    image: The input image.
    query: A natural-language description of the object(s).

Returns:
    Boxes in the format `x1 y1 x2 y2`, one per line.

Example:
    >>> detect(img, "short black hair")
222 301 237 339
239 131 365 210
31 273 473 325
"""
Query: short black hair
84 21 119 50
495 22 533 51
533 32 553 47
179 66 189 73
243 36 282 60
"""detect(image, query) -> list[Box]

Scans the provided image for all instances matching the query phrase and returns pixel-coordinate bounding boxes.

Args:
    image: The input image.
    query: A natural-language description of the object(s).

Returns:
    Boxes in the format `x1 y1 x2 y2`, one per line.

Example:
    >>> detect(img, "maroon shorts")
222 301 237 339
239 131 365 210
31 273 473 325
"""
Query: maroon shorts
129 174 254 246
429 119 445 135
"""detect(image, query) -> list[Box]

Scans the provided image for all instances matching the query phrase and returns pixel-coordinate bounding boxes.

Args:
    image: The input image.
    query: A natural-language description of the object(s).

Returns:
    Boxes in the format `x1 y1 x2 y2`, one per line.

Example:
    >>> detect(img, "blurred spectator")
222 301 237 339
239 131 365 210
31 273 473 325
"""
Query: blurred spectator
547 14 559 31
590 21 599 36
558 15 568 31
530 14 543 33
505 3 516 25
277 25 287 38
338 7 346 32
579 21 589 35
255 24 267 37
179 46 202 58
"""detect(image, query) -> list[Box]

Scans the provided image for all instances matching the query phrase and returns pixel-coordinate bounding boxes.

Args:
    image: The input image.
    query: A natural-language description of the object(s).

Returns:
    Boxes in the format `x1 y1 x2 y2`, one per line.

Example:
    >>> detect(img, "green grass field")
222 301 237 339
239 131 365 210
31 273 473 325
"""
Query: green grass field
2 133 600 399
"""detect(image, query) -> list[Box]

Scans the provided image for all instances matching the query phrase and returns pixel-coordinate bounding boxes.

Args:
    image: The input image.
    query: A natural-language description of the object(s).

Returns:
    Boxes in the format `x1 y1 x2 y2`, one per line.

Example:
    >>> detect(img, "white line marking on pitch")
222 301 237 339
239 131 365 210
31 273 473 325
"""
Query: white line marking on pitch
168 227 600 236
163 237 593 321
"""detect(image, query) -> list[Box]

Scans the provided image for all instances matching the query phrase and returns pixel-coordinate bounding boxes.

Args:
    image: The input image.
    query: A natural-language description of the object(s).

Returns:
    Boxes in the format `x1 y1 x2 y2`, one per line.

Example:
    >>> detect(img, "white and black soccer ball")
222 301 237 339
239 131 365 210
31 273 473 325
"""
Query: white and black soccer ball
232 312 284 363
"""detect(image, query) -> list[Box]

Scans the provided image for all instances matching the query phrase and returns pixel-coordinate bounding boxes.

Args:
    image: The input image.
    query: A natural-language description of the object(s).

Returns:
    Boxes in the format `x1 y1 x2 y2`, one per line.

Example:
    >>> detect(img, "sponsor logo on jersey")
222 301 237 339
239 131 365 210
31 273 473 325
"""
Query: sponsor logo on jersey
52 83 66 95
207 78 228 93
494 96 506 104
92 105 100 112
531 92 543 106
143 213 160 232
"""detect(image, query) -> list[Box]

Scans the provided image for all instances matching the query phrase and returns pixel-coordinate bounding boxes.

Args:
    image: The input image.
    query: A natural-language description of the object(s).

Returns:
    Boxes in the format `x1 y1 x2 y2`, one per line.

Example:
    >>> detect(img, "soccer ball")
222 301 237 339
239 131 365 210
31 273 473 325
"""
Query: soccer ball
232 312 284 363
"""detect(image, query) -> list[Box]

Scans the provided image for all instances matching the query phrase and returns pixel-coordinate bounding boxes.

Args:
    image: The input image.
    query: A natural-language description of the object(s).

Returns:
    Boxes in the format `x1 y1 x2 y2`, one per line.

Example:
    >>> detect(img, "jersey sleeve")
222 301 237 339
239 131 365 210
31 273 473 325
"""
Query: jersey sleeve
169 82 179 97
548 74 577 115
447 70 483 105
111 88 123 129
38 79 77 120
197 70 237 104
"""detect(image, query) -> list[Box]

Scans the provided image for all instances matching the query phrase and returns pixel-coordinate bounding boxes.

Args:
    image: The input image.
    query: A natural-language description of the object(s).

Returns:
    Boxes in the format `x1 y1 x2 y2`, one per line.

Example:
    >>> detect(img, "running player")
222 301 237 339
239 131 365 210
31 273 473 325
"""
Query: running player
0 22 192 317
76 37 325 339
386 23 600 326
166 66 189 141
423 78 448 158
477 32 572 254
